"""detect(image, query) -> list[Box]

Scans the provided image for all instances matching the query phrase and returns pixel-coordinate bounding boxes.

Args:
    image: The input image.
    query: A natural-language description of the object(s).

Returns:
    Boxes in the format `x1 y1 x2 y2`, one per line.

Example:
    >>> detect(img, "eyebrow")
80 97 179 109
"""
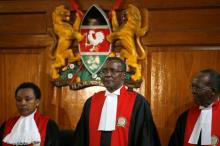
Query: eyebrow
16 95 35 98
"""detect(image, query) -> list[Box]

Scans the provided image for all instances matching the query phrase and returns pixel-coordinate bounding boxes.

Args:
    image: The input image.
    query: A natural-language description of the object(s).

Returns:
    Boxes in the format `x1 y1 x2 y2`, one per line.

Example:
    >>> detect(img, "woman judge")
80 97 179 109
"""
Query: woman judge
0 82 59 146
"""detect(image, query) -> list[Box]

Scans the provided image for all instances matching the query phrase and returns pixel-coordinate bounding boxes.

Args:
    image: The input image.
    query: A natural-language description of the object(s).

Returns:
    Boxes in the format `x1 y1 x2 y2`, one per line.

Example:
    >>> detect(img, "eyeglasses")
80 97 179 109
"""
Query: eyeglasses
99 68 125 75
191 86 212 93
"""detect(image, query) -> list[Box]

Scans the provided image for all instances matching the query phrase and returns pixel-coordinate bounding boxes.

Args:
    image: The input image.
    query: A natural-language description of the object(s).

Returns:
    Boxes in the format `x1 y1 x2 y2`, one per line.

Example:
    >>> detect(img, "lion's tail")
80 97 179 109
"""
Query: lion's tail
48 28 57 60
49 53 56 60
136 37 146 60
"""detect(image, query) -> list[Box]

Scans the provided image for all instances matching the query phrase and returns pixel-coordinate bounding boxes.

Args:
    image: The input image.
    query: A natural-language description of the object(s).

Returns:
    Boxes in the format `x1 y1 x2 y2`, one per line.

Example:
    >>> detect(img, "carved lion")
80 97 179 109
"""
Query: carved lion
107 4 148 81
50 5 83 79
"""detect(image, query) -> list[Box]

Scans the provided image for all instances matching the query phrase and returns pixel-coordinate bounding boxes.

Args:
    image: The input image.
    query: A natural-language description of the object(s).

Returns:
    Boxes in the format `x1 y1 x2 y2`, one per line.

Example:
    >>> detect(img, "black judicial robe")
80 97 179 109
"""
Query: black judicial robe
0 119 60 146
73 88 161 146
169 110 205 146
169 100 220 146
168 110 189 146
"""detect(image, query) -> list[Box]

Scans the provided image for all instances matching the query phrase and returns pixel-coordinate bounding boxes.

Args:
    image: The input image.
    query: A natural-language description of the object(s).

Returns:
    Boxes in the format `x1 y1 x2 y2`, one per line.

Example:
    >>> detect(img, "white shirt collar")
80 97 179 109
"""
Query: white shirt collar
105 86 121 96
188 105 212 145
3 109 41 145
98 86 123 131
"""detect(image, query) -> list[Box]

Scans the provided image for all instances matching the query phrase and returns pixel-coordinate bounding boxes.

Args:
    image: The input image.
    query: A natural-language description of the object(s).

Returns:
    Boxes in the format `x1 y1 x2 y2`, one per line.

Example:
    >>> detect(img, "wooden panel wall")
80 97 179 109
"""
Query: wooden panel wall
0 0 56 124
148 49 220 144
0 0 220 146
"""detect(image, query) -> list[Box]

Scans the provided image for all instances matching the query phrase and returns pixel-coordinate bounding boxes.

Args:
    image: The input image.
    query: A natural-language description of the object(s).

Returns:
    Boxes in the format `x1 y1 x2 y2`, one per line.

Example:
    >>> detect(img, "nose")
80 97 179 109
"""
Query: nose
105 70 112 75
19 99 27 106
101 69 112 77
191 86 201 93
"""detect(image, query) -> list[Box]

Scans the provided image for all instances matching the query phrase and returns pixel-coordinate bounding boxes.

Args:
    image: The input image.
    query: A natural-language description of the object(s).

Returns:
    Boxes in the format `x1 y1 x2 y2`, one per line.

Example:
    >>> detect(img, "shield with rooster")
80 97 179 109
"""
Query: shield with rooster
79 4 111 78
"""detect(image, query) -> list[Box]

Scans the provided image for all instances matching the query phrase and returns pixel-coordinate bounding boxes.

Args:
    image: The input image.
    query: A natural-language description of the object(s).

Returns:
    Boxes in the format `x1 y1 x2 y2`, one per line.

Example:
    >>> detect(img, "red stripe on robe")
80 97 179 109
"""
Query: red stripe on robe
89 86 136 146
2 111 49 146
184 100 220 146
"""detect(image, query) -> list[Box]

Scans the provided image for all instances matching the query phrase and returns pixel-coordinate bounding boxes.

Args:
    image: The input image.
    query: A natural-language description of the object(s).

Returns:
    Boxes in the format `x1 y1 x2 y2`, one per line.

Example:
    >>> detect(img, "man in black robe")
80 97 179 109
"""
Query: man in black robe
73 57 161 146
169 69 220 146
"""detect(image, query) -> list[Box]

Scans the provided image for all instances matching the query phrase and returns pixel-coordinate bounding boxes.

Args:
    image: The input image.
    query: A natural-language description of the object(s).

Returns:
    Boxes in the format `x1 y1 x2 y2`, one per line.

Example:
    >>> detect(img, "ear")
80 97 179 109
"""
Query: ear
214 92 220 98
36 99 40 107
121 72 126 80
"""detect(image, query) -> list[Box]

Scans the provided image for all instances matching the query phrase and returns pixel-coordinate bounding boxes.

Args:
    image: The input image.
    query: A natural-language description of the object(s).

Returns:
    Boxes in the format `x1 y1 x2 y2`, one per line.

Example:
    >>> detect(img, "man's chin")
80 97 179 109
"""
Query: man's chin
103 82 113 88
104 85 117 91
195 101 210 107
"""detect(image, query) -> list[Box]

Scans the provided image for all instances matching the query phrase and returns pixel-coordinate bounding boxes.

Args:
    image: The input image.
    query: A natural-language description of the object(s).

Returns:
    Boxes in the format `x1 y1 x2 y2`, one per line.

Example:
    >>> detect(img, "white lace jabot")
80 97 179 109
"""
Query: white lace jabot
3 110 41 145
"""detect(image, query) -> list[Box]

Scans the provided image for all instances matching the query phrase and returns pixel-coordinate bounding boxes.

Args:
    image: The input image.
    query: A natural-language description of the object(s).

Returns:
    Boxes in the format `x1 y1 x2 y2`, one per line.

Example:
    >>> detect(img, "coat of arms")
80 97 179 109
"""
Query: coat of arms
50 1 148 90
79 5 111 79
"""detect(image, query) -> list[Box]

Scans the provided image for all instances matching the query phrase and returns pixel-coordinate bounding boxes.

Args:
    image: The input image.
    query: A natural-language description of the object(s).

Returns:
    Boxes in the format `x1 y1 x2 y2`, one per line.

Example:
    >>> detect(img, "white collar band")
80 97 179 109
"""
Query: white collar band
98 86 122 131
188 106 212 145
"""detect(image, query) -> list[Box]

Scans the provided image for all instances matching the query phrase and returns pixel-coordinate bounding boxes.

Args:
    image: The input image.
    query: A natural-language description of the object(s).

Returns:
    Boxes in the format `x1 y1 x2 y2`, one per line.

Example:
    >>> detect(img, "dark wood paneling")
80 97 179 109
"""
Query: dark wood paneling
1 0 219 12
146 31 220 45
0 1 220 146
147 0 220 9
0 53 6 125
0 49 45 120
0 34 53 48
150 9 220 31
0 1 56 126
67 0 220 10
0 1 52 13
0 13 47 34
148 48 220 145
145 8 220 45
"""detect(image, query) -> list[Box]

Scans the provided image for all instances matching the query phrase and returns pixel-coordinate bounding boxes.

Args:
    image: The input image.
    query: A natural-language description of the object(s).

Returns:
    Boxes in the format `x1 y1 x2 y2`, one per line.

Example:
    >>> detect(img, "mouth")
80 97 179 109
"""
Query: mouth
18 107 27 112
103 79 114 83
103 79 114 85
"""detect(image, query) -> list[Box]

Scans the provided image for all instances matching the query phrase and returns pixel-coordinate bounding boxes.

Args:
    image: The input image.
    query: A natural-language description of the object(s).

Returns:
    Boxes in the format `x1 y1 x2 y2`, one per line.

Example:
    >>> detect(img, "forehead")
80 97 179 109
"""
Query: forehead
103 60 122 69
16 88 35 96
192 73 210 84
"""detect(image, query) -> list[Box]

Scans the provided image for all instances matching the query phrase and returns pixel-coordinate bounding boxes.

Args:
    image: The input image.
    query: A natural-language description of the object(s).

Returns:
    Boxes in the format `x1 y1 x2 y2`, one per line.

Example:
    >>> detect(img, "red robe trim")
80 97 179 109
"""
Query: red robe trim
89 86 136 146
2 111 49 146
184 100 220 146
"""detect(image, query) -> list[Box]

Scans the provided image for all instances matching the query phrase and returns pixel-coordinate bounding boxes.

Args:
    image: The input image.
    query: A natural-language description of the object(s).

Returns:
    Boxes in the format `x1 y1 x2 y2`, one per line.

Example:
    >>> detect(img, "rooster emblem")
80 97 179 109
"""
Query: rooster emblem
86 30 105 51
